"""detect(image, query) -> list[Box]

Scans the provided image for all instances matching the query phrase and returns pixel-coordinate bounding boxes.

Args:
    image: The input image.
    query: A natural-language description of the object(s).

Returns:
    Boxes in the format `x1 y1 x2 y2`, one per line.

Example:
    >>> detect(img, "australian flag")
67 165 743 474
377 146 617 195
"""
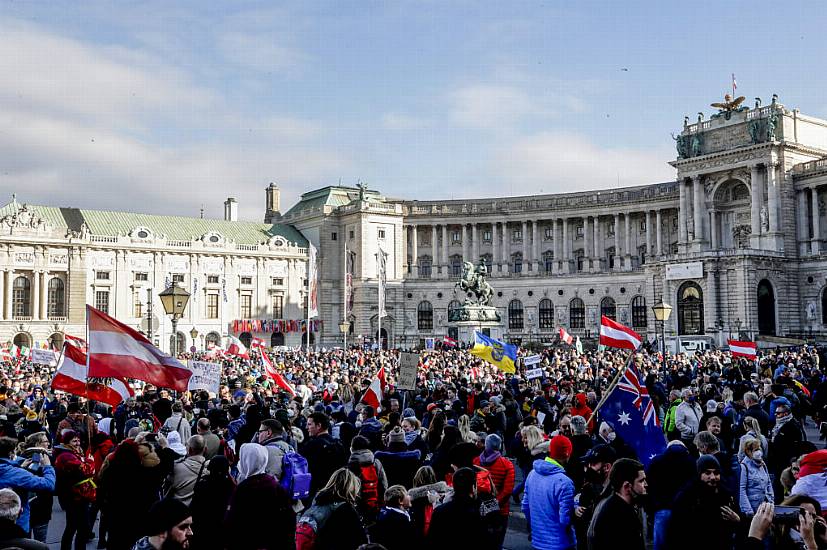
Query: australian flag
600 363 666 466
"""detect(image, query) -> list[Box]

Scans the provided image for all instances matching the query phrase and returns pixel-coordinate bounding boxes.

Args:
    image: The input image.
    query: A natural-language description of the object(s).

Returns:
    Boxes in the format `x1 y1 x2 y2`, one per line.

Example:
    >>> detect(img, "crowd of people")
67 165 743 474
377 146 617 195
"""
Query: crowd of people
0 341 824 549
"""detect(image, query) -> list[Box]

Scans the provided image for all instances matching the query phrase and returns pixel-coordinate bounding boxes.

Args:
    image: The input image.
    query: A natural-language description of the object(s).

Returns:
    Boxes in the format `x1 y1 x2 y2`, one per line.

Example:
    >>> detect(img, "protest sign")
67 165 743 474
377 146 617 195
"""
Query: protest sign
397 352 419 390
187 360 222 394
31 348 57 366
525 367 544 380
524 354 542 366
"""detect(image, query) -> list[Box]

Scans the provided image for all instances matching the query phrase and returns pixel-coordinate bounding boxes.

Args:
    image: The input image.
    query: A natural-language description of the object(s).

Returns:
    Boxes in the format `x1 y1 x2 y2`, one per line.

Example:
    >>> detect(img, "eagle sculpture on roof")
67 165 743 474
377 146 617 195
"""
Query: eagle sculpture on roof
711 94 746 112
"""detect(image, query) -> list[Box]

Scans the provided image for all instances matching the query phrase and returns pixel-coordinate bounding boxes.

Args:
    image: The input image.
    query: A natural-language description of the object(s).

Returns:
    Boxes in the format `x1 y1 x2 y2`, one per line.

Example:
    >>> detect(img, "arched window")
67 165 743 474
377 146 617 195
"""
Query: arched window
13 333 30 349
539 299 554 329
512 253 523 274
47 278 65 318
239 332 253 349
508 300 524 330
543 251 554 273
570 298 585 329
757 279 776 336
417 301 433 330
12 276 30 318
271 332 285 347
448 300 462 322
677 282 704 335
600 297 616 321
631 296 647 328
418 255 432 278
48 332 64 351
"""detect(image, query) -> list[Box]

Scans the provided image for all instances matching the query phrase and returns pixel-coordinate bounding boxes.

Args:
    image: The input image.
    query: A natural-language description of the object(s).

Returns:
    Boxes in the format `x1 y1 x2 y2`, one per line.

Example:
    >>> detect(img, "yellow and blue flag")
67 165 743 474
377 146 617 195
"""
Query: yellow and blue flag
470 331 517 373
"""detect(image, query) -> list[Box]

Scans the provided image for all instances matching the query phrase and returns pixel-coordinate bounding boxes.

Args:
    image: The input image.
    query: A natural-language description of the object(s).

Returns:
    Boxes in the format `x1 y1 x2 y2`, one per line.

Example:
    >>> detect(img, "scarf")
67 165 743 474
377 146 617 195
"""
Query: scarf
771 413 793 440
479 449 502 466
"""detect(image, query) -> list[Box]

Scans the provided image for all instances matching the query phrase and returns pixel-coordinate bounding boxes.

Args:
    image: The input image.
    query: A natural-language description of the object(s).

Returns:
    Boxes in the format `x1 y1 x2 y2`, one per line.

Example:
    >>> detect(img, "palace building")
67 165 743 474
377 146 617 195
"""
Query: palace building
3 94 827 353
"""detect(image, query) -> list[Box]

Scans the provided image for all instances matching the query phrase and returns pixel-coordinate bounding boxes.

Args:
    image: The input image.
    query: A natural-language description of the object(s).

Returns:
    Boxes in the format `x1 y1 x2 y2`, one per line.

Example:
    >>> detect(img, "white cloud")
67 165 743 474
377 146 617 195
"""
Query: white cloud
381 112 431 130
216 32 306 74
449 84 537 129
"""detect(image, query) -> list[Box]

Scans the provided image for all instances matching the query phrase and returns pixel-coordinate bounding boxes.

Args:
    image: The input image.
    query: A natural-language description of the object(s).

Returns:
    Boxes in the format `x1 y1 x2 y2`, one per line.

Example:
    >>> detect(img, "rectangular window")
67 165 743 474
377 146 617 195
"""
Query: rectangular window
206 294 219 319
349 230 355 239
544 227 553 239
240 294 252 318
171 273 185 283
608 223 615 236
95 290 110 314
96 271 110 280
272 295 284 318
452 231 461 243
134 272 148 282
483 230 491 242
133 292 143 318
640 219 647 232
271 277 284 286
378 228 386 240
207 275 219 284
331 232 337 241
240 276 252 285
513 230 522 242
576 225 584 238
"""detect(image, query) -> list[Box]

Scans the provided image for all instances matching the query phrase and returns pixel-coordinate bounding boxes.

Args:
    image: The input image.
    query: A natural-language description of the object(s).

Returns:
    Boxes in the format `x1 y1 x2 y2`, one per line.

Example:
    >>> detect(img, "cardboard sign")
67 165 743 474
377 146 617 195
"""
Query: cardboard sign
525 368 544 380
31 348 57 366
397 352 419 390
187 360 222 394
524 354 542 366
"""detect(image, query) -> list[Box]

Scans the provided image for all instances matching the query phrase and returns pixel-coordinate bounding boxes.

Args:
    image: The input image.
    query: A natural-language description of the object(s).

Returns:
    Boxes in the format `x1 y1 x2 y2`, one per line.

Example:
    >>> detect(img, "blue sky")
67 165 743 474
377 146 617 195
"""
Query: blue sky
0 1 823 221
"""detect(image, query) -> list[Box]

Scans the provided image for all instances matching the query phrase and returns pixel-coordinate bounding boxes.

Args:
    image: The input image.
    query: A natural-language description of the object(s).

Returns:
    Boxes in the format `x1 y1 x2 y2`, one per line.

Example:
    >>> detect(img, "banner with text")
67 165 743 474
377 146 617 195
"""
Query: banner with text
31 348 57 367
397 352 419 390
187 360 222 394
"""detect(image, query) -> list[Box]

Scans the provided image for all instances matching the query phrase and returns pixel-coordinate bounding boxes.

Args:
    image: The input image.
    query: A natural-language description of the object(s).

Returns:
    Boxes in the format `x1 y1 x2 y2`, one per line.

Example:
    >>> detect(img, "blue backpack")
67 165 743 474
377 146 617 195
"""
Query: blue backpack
281 451 311 500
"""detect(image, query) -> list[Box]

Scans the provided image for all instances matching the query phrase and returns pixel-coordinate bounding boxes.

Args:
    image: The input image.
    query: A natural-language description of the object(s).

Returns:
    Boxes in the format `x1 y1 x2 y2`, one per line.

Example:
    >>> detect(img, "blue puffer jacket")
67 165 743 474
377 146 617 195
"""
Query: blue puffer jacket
0 457 56 533
521 458 576 550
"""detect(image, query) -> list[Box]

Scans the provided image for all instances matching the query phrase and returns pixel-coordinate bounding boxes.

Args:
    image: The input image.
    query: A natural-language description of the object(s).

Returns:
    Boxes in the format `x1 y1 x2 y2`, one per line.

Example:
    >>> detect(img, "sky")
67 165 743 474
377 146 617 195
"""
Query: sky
0 1 824 222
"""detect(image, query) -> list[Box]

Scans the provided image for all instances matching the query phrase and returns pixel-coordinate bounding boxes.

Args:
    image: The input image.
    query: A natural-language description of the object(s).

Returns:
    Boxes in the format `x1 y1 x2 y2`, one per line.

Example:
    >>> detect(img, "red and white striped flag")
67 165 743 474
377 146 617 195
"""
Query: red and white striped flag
64 334 87 352
362 366 386 411
559 327 574 346
599 316 642 351
442 336 457 348
728 339 757 360
226 335 250 359
86 305 193 392
53 343 134 407
250 337 266 350
259 348 296 396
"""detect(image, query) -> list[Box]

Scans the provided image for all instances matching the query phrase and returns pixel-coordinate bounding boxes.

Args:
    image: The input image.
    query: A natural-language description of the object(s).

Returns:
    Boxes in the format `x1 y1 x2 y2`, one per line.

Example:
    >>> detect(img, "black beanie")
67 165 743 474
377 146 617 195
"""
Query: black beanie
696 454 721 474
147 498 191 535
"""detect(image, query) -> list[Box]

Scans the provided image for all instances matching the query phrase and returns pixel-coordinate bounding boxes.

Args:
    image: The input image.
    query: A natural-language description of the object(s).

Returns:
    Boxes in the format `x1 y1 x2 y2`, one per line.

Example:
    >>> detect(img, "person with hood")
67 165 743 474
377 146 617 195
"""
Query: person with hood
168 435 209 506
370 484 416 550
522 435 576 550
667 454 741 550
473 433 514 547
408 466 449 544
376 427 422 488
645 440 695 550
570 394 594 432
0 435 55 538
587 458 647 550
224 443 294 549
347 435 388 522
53 430 96 550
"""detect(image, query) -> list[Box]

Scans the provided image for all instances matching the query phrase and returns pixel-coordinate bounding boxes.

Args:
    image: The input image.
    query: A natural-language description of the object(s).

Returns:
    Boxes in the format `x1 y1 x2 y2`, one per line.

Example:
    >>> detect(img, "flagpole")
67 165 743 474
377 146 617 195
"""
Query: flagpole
586 347 640 425
343 241 348 350
306 251 311 354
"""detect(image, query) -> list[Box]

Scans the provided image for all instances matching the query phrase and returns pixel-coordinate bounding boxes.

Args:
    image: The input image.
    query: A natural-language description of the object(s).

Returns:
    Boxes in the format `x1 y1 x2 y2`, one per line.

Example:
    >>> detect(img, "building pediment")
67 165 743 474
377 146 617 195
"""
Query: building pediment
0 203 52 235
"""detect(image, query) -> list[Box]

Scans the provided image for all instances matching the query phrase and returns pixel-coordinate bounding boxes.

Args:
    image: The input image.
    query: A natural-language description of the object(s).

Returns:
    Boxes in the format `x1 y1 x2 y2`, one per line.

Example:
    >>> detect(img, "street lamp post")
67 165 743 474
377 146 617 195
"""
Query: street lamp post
651 298 673 356
158 283 191 359
189 327 199 354
339 321 351 350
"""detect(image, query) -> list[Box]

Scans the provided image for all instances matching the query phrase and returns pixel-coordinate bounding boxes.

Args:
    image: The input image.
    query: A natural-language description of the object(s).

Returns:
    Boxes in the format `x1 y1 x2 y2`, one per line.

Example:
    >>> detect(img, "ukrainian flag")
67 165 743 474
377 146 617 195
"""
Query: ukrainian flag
470 331 517 373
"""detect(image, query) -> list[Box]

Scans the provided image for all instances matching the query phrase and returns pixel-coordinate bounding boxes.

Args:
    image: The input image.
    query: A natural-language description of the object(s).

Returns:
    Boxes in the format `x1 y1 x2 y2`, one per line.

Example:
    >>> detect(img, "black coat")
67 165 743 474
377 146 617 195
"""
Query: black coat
300 433 347 497
370 507 417 550
587 493 645 550
646 444 695 511
667 481 739 550
427 497 495 550
769 418 807 474
223 473 294 550
0 517 47 550
743 404 771 436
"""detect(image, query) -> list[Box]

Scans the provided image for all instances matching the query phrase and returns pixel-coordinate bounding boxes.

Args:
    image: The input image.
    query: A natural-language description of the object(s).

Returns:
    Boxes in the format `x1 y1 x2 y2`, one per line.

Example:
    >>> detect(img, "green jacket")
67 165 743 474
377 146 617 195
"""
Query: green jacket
664 398 683 435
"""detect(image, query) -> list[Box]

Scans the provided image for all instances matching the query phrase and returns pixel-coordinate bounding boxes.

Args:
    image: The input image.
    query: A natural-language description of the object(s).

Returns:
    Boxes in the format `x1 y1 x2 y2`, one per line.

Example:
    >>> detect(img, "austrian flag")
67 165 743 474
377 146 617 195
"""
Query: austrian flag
52 343 133 407
728 339 757 360
559 327 574 346
362 366 386 411
599 316 642 351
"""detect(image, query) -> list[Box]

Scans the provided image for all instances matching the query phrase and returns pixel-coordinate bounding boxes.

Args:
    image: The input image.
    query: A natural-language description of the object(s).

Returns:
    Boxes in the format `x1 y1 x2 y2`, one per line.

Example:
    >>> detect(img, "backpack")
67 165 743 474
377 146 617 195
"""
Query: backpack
281 451 312 500
475 468 495 498
219 438 236 466
355 463 380 515
295 501 344 550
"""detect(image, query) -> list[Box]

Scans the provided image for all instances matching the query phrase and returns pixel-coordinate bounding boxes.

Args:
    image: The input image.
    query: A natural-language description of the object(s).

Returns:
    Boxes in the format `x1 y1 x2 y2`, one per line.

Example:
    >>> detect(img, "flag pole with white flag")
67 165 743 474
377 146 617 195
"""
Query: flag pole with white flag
306 242 318 352
377 246 387 350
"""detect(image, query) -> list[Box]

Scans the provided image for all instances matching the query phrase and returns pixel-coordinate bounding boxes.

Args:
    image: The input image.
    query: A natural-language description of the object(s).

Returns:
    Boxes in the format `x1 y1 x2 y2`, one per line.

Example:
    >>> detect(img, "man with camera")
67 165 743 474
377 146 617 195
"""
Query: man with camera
0 436 55 535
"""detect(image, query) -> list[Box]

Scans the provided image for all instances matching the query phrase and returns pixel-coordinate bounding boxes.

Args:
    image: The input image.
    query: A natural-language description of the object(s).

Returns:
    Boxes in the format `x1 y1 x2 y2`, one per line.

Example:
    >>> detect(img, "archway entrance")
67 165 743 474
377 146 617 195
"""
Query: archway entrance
375 328 388 350
13 333 31 349
677 282 704 335
757 280 776 336
271 332 285 347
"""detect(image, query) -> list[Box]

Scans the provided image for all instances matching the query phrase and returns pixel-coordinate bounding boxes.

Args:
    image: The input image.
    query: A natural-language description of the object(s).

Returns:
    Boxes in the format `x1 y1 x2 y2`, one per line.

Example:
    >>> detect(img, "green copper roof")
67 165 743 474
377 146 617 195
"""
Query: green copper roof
284 186 356 218
0 199 307 246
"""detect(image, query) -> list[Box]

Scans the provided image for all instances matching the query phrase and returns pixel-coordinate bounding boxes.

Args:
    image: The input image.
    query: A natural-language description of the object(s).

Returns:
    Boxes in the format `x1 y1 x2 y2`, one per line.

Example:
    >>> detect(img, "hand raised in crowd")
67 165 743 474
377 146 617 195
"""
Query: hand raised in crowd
720 505 740 523
747 502 774 541
799 509 818 550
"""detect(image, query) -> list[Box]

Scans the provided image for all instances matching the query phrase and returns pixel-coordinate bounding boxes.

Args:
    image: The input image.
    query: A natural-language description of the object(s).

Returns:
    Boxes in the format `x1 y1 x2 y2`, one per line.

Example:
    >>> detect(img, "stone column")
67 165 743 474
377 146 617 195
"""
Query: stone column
679 179 688 243
471 223 479 263
562 218 570 272
593 216 600 270
693 175 705 243
441 225 448 272
613 213 621 268
491 223 498 273
521 221 528 269
798 189 809 255
812 187 822 255
461 224 468 262
32 270 40 320
410 225 418 276
532 220 540 271
645 210 653 260
767 162 780 234
4 270 12 320
750 165 762 245
710 210 719 249
624 212 632 266
40 271 48 319
431 225 438 275
582 217 590 258
656 209 663 256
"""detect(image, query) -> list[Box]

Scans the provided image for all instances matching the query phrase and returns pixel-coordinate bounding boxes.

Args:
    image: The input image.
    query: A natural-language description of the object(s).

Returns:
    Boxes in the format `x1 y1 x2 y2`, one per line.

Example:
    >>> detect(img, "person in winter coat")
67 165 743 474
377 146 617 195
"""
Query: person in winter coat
473 433 514 547
14 432 54 543
169 435 209 506
587 458 647 550
370 485 417 550
190 455 234 550
408 466 449 544
663 390 683 440
98 439 168 550
522 435 576 550
257 419 293 481
674 388 703 447
90 427 115 547
574 444 616 550
769 402 807 476
0 488 48 550
570 394 594 432
739 437 774 516
513 424 548 500
131 498 193 550
427 467 494 550
224 444 294 550
376 427 422 488
401 417 429 458
303 467 368 550
0 435 55 538
738 416 769 462
645 440 695 550
53 430 96 550
347 435 388 522
161 401 191 444
301 412 347 499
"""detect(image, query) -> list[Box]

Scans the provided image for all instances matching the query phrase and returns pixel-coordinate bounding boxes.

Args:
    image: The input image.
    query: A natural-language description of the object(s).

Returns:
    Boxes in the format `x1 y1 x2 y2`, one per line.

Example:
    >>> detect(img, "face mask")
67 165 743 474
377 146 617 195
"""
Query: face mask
584 467 603 483
752 450 763 462
607 432 616 442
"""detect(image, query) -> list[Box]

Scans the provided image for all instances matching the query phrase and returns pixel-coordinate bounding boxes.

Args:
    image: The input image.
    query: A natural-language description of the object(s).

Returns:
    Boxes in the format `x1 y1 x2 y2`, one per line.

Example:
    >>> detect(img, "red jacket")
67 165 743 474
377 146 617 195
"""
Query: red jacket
473 454 515 515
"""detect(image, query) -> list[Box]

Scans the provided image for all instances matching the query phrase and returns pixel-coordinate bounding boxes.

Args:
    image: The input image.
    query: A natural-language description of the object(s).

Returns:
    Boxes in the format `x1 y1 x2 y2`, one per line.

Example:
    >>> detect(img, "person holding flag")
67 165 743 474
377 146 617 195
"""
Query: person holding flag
470 331 517 374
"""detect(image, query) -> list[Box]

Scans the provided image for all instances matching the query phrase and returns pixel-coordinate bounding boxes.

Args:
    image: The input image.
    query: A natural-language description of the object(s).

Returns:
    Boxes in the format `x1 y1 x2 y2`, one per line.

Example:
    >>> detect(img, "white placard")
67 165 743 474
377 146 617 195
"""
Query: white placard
524 354 542 366
397 352 419 390
187 360 221 394
525 367 544 380
31 348 57 367
665 261 703 280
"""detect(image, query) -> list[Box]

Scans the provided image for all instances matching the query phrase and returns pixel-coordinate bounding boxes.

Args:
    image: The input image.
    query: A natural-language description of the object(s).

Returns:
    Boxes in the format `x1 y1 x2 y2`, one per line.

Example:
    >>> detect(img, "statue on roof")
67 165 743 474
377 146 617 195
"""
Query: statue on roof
710 93 748 120
357 182 368 201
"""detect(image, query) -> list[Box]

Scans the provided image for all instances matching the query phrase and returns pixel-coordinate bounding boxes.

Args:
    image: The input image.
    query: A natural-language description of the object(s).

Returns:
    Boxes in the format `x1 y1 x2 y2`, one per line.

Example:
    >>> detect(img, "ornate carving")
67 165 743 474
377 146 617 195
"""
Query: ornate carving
690 133 703 157
766 111 779 141
0 204 50 232
748 119 763 144
672 133 688 159
760 207 769 233
456 260 493 306
732 225 752 248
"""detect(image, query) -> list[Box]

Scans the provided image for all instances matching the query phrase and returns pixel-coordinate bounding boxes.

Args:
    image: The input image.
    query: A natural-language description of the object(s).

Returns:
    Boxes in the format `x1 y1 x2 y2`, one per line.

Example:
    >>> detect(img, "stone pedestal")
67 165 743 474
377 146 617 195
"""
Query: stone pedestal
449 304 504 344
